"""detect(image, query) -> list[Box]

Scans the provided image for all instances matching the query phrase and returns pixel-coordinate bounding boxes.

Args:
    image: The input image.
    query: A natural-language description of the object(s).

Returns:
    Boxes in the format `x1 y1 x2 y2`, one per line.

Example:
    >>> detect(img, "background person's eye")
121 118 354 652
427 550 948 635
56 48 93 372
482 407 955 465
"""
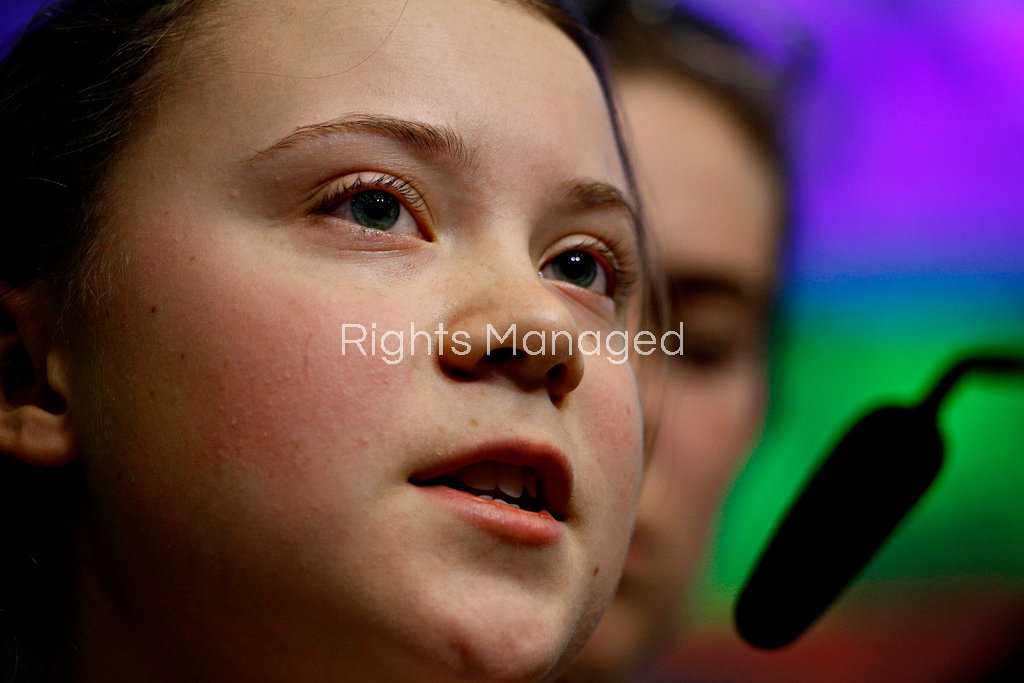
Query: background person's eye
676 332 739 372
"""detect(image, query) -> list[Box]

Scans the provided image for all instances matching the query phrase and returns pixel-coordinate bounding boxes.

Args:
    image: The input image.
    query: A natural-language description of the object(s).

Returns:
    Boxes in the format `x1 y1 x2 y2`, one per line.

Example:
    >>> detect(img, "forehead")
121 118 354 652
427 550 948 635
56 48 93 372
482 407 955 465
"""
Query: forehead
619 69 778 287
152 0 624 188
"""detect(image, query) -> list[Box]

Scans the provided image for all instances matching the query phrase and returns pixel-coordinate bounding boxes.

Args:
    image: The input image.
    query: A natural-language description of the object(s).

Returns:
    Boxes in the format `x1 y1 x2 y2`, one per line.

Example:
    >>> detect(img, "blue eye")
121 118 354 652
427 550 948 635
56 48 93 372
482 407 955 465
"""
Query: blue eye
541 247 610 295
548 250 598 288
318 175 422 236
350 190 402 231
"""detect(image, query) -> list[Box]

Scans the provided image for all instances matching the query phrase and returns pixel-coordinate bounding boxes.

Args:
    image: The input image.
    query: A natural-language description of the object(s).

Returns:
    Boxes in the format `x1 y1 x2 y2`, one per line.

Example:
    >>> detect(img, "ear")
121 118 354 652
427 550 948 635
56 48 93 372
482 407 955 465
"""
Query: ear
0 287 77 467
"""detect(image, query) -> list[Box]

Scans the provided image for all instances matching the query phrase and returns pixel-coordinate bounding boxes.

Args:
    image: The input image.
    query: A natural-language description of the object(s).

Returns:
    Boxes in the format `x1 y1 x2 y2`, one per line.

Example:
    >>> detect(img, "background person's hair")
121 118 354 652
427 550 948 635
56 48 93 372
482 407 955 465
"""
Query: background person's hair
583 0 790 238
580 0 792 468
0 1 656 680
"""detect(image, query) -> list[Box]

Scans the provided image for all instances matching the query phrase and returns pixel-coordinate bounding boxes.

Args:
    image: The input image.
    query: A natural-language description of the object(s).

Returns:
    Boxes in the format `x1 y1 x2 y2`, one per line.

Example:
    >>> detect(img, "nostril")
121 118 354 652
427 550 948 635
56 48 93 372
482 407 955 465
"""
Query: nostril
442 365 477 381
435 311 584 398
484 347 519 364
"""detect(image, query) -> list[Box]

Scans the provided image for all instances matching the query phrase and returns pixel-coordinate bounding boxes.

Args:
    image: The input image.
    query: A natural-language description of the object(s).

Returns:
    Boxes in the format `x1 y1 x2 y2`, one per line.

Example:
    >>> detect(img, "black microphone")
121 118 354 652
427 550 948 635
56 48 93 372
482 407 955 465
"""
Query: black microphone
735 353 1024 650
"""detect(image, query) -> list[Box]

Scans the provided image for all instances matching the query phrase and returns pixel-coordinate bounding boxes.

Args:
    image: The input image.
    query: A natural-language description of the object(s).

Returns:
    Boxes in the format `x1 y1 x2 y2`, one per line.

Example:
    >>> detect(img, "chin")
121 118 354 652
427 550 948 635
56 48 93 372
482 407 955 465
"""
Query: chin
391 577 605 683
436 607 578 681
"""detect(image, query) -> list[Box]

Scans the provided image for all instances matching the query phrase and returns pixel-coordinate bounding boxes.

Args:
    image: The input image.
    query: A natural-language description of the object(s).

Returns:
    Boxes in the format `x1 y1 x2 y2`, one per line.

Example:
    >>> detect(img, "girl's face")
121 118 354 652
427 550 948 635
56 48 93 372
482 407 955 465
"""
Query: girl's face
65 0 643 680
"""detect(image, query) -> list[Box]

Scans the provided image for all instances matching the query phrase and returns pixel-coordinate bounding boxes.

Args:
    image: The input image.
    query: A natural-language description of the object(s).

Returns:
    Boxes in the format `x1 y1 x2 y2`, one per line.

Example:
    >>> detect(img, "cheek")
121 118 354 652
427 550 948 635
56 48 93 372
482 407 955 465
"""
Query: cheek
555 356 644 658
578 356 645 558
659 366 764 492
637 365 765 555
69 231 424 554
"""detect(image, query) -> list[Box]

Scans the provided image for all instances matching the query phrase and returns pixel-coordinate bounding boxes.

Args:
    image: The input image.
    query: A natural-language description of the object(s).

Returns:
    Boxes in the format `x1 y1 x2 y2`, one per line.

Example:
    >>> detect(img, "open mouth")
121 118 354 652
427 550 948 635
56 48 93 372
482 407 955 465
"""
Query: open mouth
411 455 569 522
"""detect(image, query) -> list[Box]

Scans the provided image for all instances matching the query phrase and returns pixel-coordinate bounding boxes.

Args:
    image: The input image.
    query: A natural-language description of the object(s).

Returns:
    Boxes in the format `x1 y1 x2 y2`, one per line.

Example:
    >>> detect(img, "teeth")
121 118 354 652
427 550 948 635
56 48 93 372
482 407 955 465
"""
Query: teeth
498 465 524 499
456 462 537 507
524 471 537 499
461 462 498 492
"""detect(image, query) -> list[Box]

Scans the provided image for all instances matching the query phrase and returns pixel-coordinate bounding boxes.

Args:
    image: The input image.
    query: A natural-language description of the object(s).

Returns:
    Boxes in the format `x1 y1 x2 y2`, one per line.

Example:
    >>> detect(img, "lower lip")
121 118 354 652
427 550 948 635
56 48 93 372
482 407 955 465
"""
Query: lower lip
415 485 565 546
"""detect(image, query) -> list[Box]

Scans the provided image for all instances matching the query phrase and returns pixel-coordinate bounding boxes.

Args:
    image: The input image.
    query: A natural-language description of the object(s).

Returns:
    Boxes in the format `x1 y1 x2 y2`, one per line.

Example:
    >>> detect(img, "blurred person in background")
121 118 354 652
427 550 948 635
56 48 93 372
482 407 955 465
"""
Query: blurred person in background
569 0 1024 680
564 1 789 680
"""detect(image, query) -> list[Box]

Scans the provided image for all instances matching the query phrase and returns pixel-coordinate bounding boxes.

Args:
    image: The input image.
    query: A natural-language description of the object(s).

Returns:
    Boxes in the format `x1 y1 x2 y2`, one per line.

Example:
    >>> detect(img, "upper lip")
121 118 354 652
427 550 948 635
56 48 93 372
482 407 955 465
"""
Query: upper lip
409 438 573 520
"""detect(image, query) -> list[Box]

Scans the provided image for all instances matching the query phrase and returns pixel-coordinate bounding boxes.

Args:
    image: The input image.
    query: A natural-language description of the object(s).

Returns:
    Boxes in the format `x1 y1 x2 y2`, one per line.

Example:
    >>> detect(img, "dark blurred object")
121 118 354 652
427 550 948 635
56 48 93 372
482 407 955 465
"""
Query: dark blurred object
736 353 1024 649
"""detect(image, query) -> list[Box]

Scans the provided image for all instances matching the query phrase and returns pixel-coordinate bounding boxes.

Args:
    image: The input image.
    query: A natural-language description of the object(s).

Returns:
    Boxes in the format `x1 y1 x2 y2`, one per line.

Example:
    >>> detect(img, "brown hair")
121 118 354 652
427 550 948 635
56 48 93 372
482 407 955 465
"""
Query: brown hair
0 0 207 306
1 3 210 678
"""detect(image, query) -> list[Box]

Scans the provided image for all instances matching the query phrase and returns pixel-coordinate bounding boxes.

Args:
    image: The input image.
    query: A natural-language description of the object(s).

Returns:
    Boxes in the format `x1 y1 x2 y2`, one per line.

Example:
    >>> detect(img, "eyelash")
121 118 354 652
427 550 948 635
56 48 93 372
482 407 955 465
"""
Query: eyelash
555 236 639 305
312 173 427 222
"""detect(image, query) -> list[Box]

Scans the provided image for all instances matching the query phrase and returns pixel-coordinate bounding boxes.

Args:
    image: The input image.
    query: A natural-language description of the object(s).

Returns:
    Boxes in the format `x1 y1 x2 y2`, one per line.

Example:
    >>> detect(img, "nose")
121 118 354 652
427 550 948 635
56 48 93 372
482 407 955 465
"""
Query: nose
439 268 585 403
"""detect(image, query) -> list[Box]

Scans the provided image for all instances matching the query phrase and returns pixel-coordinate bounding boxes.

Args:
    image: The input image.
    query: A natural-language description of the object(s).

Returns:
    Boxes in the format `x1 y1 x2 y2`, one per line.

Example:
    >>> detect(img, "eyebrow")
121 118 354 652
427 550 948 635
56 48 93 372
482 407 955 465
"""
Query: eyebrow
245 113 476 169
244 113 637 227
562 179 637 224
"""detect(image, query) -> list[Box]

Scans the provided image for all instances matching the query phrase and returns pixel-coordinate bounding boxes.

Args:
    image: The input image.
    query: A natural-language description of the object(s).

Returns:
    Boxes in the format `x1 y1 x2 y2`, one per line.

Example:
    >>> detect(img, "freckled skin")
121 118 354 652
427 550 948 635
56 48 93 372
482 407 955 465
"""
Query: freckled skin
62 1 645 682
